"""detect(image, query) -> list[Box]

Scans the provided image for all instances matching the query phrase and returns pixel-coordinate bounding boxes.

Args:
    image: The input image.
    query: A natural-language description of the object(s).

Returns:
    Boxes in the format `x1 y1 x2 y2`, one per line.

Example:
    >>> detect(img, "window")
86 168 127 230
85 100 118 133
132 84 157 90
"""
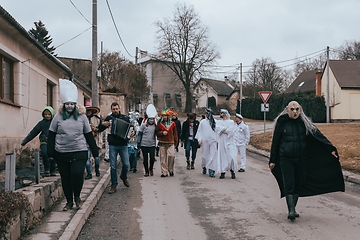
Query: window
0 55 14 103
47 81 54 107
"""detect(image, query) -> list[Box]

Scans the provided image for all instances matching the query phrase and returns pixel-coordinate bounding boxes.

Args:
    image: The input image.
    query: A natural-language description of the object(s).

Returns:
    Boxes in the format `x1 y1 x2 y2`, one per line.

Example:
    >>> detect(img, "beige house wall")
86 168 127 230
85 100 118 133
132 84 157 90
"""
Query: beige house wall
321 67 360 121
140 60 186 113
0 17 91 165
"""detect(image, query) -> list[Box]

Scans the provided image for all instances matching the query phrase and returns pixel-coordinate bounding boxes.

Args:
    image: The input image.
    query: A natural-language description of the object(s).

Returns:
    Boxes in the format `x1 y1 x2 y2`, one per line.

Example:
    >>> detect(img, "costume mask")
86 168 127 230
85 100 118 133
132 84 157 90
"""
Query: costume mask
148 118 155 125
287 101 301 119
65 102 76 113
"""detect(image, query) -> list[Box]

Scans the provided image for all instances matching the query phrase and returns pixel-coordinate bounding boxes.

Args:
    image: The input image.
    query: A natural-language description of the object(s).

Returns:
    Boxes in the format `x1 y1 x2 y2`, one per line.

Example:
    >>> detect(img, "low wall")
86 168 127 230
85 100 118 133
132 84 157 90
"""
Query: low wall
4 177 63 240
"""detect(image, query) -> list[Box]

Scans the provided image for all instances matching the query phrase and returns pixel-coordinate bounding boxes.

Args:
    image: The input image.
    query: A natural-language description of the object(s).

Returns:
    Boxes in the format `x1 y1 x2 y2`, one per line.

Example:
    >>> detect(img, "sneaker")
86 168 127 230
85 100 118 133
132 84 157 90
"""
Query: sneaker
122 179 130 187
209 169 215 178
202 167 207 175
74 197 81 210
85 174 92 180
43 170 50 177
63 202 73 211
238 168 245 172
191 162 195 170
108 185 117 194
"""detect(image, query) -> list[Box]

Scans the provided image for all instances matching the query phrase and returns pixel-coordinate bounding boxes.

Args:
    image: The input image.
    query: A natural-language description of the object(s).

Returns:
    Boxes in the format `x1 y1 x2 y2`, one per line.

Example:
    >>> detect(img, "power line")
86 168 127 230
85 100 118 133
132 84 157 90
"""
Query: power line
55 26 92 49
105 0 134 58
69 0 91 25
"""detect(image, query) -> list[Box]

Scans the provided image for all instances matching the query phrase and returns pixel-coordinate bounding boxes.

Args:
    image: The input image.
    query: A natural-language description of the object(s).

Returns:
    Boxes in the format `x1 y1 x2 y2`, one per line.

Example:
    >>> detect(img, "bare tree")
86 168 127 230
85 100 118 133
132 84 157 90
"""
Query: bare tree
99 51 150 107
245 57 287 96
154 3 220 112
337 40 360 60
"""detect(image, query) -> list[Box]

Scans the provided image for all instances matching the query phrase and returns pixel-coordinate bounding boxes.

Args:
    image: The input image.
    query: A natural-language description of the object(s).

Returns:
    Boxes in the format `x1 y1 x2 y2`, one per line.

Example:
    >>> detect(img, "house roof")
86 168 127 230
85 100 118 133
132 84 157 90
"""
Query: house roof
284 69 318 94
0 6 91 95
195 78 234 96
328 60 360 89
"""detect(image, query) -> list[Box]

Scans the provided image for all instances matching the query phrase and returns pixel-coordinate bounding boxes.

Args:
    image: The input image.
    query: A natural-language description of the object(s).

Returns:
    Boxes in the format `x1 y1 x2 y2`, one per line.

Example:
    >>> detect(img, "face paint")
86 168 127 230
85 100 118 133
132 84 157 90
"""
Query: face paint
65 102 76 113
287 101 301 119
147 118 155 125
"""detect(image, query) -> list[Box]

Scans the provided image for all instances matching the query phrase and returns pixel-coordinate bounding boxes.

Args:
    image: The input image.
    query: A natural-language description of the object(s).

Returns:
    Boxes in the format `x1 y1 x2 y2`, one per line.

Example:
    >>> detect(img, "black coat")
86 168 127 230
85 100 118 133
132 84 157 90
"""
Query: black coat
181 119 200 147
269 114 345 198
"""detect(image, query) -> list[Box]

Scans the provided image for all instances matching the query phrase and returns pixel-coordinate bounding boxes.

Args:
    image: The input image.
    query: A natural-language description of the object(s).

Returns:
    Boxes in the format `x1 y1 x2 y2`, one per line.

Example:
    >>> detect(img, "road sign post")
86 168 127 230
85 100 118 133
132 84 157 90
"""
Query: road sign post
258 92 272 138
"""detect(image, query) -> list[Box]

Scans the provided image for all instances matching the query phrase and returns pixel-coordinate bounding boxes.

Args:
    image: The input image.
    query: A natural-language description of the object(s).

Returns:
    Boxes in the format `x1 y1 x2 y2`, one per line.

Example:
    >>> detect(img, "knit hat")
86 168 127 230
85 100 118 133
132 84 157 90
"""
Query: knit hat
59 79 78 103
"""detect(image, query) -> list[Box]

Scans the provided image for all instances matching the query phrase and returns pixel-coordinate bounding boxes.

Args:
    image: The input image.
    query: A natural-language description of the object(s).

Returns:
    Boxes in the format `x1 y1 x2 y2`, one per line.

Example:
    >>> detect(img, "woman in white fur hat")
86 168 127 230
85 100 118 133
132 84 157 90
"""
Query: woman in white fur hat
47 79 98 211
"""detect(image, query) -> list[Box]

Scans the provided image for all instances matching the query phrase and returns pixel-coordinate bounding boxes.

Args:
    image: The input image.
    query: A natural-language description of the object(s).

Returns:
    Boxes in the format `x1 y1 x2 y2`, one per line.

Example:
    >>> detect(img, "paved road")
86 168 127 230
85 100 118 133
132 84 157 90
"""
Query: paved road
78 140 360 239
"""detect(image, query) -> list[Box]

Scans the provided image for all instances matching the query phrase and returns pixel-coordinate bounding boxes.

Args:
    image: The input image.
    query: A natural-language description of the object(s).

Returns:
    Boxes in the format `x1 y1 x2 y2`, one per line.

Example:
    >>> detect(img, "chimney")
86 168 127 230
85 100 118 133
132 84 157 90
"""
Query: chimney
315 70 323 96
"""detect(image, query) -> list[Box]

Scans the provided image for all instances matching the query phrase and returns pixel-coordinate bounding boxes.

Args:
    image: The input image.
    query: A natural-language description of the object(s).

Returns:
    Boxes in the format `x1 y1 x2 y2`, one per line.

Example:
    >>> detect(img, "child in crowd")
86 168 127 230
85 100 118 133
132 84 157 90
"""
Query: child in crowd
21 106 56 177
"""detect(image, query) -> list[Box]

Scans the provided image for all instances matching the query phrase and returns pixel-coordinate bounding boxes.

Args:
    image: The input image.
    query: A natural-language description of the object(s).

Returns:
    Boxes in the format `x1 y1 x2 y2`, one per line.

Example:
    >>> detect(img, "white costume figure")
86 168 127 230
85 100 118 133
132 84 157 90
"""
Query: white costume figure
234 113 250 172
195 108 218 177
215 109 237 179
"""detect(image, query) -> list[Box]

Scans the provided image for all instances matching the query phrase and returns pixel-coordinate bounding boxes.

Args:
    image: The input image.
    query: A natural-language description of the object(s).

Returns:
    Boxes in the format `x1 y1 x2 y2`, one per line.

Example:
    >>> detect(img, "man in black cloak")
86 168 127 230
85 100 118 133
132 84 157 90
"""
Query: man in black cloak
269 101 345 221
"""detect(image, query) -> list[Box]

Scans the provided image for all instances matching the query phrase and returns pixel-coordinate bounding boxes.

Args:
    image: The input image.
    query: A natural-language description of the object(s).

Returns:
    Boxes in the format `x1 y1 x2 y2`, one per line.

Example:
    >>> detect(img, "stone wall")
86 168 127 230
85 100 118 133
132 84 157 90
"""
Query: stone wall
4 177 63 240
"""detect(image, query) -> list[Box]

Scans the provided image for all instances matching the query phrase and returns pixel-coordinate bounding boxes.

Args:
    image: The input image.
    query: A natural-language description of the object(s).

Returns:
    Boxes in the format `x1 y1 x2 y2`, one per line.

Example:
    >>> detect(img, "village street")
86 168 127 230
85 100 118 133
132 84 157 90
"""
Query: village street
77 121 360 240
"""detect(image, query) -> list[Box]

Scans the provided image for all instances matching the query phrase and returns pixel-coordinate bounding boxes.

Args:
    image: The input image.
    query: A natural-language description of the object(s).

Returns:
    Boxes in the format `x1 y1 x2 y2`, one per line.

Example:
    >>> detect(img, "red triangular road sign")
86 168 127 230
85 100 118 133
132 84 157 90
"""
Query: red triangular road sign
258 91 272 103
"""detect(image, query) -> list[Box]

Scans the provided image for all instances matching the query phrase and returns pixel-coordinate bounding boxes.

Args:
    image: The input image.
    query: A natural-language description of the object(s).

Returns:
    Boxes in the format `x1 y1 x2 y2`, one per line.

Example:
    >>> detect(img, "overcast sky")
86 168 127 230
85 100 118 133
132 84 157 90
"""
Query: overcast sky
2 0 360 80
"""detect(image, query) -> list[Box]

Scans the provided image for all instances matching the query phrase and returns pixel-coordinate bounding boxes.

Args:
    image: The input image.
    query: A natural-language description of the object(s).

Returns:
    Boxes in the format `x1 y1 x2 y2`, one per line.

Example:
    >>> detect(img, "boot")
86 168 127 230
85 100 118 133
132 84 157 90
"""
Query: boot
285 195 296 220
191 162 195 170
293 194 300 218
209 169 215 178
230 170 236 179
219 172 225 179
186 161 191 170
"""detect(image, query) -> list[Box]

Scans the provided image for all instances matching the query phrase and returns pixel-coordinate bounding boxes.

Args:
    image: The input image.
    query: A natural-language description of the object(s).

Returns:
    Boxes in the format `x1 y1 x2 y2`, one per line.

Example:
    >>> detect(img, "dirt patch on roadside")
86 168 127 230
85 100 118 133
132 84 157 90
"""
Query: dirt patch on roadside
250 123 360 174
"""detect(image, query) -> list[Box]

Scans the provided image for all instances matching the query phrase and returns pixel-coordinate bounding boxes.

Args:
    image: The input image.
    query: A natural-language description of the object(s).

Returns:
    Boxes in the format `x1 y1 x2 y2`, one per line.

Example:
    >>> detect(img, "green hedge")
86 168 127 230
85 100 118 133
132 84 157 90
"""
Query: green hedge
237 93 326 123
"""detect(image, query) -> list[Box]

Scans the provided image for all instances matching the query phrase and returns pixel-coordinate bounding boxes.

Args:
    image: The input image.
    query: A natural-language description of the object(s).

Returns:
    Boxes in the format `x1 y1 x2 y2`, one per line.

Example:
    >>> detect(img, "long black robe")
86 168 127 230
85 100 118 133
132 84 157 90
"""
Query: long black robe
269 115 345 198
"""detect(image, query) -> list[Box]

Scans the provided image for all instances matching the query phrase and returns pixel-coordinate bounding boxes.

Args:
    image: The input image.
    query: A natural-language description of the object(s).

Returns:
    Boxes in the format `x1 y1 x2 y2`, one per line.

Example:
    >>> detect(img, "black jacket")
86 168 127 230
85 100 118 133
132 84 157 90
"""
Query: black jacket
98 113 130 146
21 119 51 145
270 114 345 198
181 119 200 146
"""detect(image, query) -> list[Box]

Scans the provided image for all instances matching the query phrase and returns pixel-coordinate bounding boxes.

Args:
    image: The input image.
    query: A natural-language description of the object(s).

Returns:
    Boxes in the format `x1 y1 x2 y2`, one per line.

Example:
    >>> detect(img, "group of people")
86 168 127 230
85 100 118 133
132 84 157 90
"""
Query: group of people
195 108 250 179
21 83 345 222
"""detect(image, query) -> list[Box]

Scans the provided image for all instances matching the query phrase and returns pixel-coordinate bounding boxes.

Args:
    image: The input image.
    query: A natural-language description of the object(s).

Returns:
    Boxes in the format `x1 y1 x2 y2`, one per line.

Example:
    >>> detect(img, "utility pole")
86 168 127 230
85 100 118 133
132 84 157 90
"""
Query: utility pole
238 63 243 114
135 47 138 64
326 46 330 123
91 0 99 106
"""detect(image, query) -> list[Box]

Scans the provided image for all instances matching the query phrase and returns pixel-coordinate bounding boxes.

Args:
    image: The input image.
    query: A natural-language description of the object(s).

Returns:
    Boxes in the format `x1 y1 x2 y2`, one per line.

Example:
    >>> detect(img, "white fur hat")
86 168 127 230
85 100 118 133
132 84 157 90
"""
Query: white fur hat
59 79 78 103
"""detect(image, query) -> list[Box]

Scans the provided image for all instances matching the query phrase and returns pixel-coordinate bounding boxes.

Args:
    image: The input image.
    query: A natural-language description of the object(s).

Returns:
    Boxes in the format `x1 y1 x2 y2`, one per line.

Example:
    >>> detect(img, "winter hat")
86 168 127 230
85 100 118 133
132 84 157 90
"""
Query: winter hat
59 79 78 103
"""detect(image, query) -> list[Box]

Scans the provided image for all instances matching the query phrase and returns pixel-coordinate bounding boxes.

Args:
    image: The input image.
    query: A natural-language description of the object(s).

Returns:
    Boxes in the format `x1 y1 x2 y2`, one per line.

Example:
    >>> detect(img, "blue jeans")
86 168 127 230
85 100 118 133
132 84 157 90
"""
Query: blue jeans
185 139 198 162
40 143 56 172
109 145 129 186
86 147 100 175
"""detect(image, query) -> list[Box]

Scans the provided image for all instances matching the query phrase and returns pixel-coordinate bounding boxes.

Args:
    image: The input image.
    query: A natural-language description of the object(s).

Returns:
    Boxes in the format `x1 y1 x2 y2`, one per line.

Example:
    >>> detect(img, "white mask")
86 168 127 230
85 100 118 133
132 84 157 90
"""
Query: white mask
287 101 301 119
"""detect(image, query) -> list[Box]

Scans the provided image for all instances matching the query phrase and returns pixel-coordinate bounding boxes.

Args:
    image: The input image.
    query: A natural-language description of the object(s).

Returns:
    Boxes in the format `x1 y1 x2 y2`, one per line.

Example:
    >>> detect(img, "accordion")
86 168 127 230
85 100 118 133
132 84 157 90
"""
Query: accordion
109 118 131 139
